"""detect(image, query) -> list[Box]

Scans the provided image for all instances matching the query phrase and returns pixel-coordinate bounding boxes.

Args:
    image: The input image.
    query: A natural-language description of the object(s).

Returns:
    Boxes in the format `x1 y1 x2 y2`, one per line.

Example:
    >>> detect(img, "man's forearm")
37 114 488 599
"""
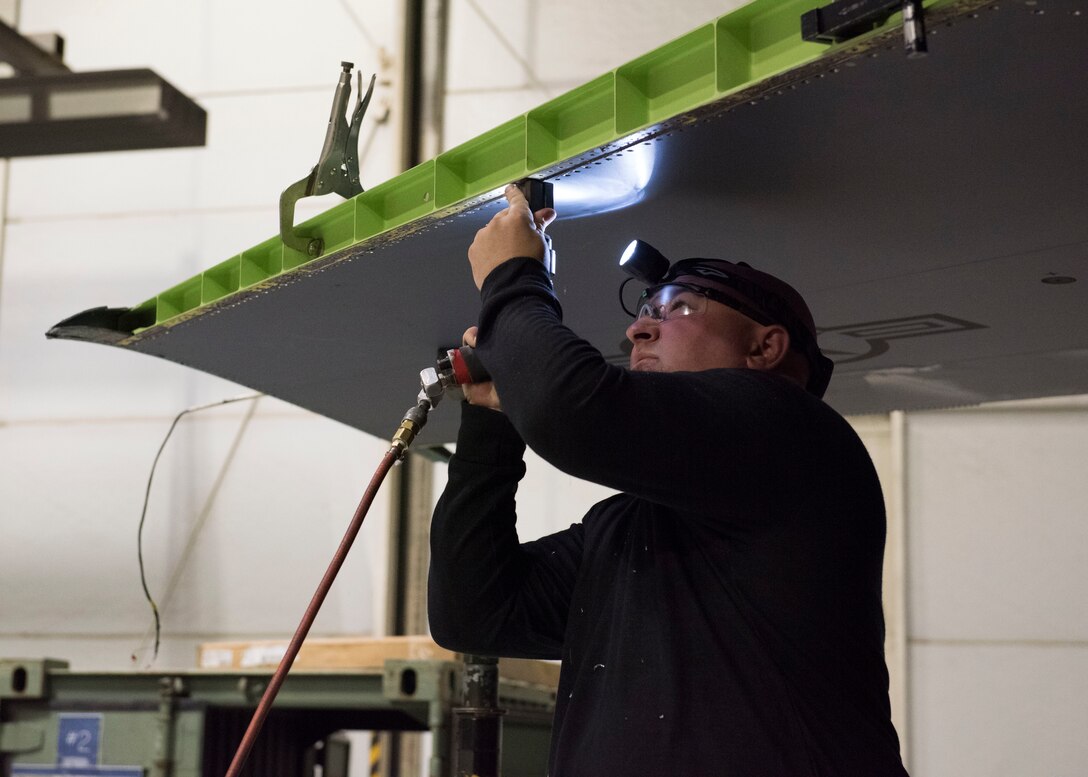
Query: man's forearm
428 403 578 659
428 403 527 651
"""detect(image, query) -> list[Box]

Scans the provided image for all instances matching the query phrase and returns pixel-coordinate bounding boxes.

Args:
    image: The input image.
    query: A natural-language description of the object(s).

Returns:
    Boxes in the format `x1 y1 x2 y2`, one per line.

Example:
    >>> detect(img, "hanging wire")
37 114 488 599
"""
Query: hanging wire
465 0 553 97
134 393 263 665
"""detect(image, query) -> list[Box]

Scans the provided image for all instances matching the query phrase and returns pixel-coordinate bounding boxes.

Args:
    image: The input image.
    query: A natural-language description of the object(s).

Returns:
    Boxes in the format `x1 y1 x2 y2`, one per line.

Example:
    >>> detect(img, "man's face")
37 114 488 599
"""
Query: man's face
626 291 761 373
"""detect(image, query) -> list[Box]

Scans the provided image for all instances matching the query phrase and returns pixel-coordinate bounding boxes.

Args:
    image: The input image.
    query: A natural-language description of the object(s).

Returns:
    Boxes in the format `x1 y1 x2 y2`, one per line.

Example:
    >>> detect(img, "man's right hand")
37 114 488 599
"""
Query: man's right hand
461 326 502 411
467 184 556 290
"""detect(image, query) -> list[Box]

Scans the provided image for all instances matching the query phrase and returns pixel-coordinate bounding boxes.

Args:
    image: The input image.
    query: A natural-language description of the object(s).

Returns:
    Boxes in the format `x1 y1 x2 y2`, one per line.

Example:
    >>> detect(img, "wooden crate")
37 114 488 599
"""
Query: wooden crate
197 635 560 688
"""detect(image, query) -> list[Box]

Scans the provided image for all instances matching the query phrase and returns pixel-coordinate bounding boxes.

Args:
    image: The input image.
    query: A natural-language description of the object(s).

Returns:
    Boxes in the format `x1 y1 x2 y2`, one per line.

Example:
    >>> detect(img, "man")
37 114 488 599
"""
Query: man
429 185 908 776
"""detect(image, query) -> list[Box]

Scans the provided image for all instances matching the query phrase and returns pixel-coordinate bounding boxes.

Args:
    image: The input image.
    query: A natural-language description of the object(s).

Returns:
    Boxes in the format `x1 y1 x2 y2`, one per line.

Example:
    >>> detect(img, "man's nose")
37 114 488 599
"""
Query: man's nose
626 316 660 343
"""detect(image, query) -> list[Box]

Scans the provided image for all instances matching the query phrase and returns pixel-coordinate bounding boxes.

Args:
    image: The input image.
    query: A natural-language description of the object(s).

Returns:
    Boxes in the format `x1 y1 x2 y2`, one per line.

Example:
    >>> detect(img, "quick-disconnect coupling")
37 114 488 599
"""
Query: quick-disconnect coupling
390 401 430 456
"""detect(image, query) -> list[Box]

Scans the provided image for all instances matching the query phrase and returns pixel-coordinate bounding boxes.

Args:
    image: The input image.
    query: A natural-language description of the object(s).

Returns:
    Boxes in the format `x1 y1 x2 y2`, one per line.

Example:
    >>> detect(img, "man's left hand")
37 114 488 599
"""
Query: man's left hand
468 184 557 289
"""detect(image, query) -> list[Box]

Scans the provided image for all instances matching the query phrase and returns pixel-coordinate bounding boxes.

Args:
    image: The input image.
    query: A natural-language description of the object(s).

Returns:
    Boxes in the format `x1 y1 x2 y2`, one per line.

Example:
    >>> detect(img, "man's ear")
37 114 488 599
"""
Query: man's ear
745 325 791 372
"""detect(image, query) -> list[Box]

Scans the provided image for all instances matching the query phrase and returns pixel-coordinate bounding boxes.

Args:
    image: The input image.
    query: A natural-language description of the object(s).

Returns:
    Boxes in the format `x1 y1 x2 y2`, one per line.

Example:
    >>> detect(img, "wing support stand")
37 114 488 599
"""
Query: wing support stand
279 62 376 258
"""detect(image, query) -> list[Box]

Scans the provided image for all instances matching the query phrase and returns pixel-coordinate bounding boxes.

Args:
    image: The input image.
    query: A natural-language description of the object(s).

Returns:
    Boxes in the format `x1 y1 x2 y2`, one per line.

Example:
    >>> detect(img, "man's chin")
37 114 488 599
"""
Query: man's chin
631 358 662 372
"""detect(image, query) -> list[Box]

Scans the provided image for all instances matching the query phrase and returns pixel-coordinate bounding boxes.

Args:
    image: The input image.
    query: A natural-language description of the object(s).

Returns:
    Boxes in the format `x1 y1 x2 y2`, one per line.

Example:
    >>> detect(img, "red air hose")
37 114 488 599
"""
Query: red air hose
223 446 401 777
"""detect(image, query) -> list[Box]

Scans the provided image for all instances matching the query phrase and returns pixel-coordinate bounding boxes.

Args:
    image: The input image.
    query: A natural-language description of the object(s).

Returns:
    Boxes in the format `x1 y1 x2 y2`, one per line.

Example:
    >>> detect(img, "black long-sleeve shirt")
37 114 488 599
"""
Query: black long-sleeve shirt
429 258 908 776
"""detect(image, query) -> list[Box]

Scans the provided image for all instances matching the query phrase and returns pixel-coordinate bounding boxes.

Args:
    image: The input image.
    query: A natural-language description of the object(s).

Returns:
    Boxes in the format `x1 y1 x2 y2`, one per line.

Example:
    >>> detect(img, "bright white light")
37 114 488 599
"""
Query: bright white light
619 240 638 265
551 141 657 219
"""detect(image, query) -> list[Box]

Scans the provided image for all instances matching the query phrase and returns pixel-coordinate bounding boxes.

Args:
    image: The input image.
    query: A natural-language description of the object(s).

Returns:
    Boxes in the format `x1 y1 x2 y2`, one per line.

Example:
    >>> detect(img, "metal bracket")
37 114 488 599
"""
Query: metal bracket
0 19 69 75
0 658 69 699
279 62 376 258
382 659 460 703
801 0 927 56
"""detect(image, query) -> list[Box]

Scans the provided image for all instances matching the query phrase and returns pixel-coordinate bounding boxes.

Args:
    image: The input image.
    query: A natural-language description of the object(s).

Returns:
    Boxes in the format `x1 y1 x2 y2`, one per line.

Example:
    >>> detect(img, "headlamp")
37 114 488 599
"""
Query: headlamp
618 239 670 285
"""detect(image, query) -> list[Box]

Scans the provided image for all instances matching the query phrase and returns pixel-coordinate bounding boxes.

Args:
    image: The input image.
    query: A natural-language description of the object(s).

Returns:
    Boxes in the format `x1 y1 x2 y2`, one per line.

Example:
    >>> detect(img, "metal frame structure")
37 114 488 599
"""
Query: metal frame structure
0 659 554 777
0 19 205 158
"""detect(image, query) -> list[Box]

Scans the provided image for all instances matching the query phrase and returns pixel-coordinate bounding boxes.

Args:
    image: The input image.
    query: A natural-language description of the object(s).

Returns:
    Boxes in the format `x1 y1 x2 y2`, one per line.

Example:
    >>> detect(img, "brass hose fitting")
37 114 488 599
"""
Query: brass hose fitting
390 400 431 456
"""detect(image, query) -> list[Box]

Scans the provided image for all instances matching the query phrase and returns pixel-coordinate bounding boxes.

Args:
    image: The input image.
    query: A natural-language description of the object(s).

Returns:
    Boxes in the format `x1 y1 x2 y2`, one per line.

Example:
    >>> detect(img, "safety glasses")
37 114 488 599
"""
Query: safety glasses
634 283 712 323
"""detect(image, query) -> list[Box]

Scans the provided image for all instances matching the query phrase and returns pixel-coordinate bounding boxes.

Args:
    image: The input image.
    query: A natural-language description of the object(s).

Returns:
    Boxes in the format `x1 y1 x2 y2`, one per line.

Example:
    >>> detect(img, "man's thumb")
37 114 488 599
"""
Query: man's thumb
535 208 558 230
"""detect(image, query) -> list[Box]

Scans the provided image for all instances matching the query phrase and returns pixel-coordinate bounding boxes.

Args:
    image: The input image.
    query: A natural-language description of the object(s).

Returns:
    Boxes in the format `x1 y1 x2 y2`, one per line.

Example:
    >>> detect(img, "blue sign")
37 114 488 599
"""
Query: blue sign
57 715 102 768
13 713 143 777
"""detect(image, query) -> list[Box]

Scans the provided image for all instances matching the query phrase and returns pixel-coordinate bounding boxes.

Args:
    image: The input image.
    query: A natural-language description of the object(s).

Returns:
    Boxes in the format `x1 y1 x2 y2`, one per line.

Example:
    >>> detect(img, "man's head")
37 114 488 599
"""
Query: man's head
625 257 834 397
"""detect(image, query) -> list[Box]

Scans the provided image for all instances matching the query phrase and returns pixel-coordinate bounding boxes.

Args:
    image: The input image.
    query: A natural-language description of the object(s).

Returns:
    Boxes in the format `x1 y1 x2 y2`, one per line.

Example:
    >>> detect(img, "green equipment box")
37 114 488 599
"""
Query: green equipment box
0 659 554 777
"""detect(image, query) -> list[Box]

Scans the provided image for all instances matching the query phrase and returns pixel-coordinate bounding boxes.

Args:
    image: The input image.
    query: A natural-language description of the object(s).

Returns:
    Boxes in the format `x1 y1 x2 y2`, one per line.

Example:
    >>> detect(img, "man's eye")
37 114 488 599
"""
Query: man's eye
668 300 694 316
